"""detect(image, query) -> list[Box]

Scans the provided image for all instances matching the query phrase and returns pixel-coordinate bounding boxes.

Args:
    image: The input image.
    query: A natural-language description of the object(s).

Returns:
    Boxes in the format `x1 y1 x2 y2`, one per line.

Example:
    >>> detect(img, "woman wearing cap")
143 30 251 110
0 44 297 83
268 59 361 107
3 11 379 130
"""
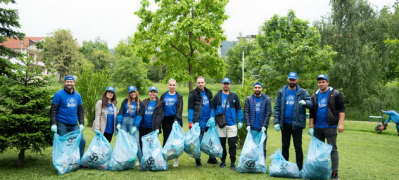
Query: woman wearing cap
160 79 183 167
116 86 145 163
92 86 118 142
140 86 164 149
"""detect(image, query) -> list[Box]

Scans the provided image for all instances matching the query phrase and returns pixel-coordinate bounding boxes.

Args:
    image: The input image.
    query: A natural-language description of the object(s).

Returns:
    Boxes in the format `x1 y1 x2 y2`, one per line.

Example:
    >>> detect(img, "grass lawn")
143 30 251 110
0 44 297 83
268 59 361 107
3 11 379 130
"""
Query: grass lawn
1 121 398 179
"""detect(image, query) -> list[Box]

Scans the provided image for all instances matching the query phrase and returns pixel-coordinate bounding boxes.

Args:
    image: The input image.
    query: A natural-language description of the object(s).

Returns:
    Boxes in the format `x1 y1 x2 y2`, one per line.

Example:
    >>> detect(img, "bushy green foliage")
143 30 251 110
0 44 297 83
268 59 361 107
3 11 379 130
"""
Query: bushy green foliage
225 39 257 84
79 37 114 73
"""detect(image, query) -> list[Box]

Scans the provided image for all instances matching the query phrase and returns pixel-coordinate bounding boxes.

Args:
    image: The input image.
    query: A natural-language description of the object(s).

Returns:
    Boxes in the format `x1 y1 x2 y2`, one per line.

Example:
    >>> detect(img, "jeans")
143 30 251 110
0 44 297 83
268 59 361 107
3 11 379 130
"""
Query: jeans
57 121 86 158
281 123 303 170
121 116 142 163
314 127 338 172
132 130 143 163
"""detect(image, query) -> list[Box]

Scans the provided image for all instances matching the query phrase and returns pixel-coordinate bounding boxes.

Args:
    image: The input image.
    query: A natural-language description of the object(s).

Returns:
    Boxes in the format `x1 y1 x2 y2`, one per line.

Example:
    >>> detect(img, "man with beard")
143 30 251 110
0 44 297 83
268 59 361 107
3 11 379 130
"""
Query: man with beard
50 75 86 158
273 72 313 171
244 82 271 158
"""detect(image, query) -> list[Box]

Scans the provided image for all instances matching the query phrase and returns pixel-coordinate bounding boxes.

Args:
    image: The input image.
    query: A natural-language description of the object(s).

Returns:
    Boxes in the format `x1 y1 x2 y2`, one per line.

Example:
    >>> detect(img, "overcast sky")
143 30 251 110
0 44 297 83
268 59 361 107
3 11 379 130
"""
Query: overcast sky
7 0 396 48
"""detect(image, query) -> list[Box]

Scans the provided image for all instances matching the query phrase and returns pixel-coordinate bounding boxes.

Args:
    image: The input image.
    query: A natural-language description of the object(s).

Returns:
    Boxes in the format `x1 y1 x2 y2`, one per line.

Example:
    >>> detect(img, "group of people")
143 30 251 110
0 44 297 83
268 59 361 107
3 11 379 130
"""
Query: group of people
50 72 346 179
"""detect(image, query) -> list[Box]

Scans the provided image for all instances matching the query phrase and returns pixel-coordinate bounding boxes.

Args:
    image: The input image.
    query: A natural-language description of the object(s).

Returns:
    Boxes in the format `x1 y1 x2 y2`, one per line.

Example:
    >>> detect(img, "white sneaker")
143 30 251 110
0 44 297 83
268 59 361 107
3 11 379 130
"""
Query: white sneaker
173 158 178 167
136 161 140 166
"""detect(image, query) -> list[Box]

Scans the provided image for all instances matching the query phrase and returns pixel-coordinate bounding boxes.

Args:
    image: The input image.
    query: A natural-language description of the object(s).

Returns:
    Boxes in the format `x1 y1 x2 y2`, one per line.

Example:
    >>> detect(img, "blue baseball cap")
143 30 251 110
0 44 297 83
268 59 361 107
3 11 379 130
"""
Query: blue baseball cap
253 82 263 87
287 72 298 79
317 74 329 81
105 86 115 93
128 86 137 93
149 86 158 92
64 75 75 81
221 77 231 84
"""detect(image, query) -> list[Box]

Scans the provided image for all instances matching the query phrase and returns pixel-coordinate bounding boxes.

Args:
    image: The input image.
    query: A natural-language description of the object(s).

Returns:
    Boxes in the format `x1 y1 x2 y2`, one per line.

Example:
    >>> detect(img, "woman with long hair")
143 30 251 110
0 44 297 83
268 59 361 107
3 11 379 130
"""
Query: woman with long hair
160 79 183 167
92 86 118 142
116 86 145 164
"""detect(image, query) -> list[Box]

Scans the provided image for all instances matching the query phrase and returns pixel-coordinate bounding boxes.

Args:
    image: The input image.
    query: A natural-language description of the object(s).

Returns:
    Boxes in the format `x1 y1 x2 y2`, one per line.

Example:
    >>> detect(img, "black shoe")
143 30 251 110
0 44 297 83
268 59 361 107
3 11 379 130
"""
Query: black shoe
331 171 339 180
219 162 226 168
195 159 202 167
230 164 236 171
207 158 218 164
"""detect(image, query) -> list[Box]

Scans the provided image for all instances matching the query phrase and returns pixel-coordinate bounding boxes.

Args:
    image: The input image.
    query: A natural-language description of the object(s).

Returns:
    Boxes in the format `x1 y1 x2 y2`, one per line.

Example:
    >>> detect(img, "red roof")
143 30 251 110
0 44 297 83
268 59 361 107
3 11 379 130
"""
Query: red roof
0 37 45 49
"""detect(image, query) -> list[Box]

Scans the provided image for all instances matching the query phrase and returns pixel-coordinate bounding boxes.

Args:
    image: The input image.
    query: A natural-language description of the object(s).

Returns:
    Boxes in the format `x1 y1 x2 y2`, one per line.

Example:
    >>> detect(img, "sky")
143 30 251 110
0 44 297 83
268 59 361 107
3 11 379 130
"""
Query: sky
7 0 396 49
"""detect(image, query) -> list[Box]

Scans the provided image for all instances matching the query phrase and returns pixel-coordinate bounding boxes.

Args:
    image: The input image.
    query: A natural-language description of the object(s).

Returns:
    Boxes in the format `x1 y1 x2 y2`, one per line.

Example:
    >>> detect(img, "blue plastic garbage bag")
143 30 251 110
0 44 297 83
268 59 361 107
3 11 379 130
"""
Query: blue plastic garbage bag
140 131 168 171
52 130 82 175
238 130 267 173
81 133 112 170
108 130 138 171
301 136 332 179
200 124 223 158
269 149 300 178
162 121 185 161
184 123 201 159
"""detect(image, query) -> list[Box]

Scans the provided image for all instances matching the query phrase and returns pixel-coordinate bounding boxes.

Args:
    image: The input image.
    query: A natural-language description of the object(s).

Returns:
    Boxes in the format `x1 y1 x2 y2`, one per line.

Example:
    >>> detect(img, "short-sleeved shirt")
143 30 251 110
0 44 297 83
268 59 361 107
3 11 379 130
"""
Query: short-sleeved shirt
200 91 211 120
105 103 115 133
283 88 297 124
124 102 137 117
164 92 177 117
221 93 232 121
142 100 157 128
52 89 83 125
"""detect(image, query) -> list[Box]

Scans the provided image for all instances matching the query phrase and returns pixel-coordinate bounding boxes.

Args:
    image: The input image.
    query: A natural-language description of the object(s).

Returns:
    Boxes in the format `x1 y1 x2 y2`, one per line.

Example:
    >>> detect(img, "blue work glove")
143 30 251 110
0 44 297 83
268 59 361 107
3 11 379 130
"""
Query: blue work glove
51 125 57 133
299 100 306 105
246 126 251 131
117 124 121 131
206 117 215 127
131 127 137 134
79 124 84 131
238 123 243 129
261 127 266 132
155 129 159 134
95 130 101 135
274 124 280 131
308 128 314 136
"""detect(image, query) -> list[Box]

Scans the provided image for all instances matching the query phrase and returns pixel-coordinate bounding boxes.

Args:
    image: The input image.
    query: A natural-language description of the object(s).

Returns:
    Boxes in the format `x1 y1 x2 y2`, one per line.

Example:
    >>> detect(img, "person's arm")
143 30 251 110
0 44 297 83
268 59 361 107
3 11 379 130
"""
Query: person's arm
154 101 164 130
273 93 281 125
338 112 345 133
235 94 243 123
309 118 314 128
336 92 345 133
188 94 195 123
93 100 102 131
77 96 84 125
263 97 272 128
303 90 313 109
50 93 60 125
134 101 145 128
244 97 250 127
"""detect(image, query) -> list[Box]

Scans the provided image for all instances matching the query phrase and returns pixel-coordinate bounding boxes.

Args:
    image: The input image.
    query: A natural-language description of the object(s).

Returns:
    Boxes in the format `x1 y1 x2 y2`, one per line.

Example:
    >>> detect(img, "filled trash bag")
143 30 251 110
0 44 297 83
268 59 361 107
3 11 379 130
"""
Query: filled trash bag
108 130 138 171
269 149 300 178
81 133 112 170
162 121 185 161
301 136 332 179
238 130 267 173
140 131 168 171
52 130 82 175
184 123 201 159
200 124 223 158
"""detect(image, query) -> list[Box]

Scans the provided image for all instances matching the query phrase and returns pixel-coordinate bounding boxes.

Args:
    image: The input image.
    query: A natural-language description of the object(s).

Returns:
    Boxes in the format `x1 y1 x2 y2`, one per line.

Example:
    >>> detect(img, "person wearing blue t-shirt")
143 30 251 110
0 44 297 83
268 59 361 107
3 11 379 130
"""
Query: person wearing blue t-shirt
381 110 399 135
273 72 313 171
140 86 164 150
244 82 272 158
160 78 183 167
92 86 118 142
188 76 218 167
116 86 145 164
212 77 243 171
50 75 86 158
309 74 345 180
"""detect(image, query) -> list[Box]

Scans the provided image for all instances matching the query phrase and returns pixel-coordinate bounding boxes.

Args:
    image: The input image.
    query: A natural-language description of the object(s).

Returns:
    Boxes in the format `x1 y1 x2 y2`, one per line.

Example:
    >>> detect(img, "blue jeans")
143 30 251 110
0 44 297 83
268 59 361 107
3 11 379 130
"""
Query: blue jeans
57 121 86 158
121 117 142 163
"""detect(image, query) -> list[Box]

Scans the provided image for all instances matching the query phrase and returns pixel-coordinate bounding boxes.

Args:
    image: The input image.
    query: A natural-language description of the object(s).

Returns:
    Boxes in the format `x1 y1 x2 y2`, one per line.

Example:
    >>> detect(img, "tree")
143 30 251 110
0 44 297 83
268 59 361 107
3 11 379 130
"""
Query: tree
256 10 336 93
133 0 228 92
383 39 399 82
38 29 85 82
80 37 113 72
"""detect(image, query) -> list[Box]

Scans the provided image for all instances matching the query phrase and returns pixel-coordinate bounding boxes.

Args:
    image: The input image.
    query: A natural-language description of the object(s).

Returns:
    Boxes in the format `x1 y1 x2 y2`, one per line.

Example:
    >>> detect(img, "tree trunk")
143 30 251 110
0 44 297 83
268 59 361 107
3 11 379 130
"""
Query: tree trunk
17 149 25 167
189 64 193 93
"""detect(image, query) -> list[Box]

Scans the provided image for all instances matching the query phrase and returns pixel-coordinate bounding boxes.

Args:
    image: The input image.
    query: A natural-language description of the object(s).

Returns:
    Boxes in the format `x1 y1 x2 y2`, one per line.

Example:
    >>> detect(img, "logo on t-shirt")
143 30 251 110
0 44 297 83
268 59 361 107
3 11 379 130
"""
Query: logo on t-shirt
286 95 295 106
319 98 327 108
165 98 175 106
107 106 114 115
145 106 154 115
256 102 261 112
222 100 230 109
126 105 137 114
203 96 209 105
67 97 77 108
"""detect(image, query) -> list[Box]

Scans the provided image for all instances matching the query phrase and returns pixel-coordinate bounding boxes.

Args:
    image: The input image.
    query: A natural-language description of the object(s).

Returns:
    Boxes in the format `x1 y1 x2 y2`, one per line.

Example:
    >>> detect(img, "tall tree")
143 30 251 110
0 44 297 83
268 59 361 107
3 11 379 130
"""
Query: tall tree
133 0 228 92
80 37 113 72
38 29 84 82
256 10 336 93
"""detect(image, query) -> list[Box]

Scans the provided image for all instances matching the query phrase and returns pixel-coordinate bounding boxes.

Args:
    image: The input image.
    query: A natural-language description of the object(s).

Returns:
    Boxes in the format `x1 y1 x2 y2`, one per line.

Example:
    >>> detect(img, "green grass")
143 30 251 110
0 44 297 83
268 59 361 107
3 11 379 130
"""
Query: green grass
1 121 398 179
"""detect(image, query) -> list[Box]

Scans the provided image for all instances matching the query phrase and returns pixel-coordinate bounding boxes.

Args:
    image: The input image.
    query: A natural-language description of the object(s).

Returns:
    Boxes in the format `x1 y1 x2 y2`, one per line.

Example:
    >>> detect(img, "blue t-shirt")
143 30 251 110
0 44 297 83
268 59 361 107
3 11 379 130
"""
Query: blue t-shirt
52 89 83 125
221 93 232 122
124 102 137 117
105 103 115 133
142 100 156 128
283 88 297 124
200 91 211 120
164 92 177 117
253 97 262 130
315 89 336 128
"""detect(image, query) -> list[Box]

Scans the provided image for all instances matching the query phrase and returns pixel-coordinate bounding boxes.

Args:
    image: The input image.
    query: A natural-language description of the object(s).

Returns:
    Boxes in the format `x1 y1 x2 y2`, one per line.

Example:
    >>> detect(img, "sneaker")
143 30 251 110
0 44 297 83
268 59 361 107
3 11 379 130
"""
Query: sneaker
195 159 202 167
207 158 218 164
135 161 140 166
219 162 226 168
173 158 179 167
331 171 340 180
230 164 236 171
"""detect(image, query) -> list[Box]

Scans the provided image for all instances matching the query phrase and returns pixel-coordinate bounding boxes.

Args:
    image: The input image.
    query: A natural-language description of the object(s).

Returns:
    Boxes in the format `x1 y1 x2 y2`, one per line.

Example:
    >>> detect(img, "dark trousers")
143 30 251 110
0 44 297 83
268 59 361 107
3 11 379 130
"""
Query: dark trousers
162 116 175 146
220 136 237 164
139 126 153 150
195 127 215 162
103 132 113 143
314 127 338 172
281 123 303 170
